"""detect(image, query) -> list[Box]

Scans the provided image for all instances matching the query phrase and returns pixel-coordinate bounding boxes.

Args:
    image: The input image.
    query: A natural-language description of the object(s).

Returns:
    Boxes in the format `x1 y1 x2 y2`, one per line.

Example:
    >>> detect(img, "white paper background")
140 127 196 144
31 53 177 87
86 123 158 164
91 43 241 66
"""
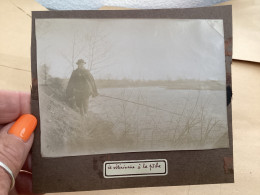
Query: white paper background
36 0 229 10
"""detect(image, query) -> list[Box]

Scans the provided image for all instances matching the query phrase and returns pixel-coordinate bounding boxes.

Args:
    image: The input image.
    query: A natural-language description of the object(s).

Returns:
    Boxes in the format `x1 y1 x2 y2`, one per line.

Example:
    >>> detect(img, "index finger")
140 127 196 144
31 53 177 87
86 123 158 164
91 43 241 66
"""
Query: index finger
0 90 30 124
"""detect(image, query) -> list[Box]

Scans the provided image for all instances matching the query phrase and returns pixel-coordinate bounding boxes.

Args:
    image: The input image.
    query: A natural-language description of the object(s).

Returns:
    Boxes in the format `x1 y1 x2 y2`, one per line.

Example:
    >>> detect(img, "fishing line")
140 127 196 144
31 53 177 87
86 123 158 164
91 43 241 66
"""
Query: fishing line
98 94 181 116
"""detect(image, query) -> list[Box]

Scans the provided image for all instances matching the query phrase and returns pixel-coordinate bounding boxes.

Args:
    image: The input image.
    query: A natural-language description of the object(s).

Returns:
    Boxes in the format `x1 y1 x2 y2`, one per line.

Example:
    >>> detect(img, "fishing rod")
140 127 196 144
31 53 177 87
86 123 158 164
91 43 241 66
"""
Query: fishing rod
98 94 181 116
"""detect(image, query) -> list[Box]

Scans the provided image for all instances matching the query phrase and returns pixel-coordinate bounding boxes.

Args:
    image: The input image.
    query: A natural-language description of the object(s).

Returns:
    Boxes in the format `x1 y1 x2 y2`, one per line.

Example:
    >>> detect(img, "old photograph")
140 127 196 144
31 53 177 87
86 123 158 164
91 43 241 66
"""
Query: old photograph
35 19 229 157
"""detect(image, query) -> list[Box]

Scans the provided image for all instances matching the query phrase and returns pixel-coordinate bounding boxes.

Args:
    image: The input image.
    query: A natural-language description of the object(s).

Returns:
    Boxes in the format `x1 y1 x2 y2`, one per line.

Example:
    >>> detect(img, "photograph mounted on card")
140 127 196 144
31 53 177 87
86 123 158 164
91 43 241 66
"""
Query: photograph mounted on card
31 6 233 193
36 18 228 158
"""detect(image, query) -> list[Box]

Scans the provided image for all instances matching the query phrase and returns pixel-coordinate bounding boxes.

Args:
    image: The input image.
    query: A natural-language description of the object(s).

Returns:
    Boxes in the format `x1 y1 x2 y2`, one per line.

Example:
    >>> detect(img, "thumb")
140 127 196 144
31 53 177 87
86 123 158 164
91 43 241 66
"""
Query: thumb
0 114 37 193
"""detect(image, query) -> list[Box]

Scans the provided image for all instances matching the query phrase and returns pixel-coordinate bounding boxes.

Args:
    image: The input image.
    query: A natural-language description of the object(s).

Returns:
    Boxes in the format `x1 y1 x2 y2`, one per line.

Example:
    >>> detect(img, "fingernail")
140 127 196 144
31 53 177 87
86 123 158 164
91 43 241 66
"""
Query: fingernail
8 114 37 142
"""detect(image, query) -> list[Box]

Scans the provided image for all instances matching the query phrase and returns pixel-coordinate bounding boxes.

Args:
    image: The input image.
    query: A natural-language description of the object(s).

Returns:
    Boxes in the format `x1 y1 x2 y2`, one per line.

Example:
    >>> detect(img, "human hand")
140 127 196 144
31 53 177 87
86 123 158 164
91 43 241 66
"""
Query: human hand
0 91 37 195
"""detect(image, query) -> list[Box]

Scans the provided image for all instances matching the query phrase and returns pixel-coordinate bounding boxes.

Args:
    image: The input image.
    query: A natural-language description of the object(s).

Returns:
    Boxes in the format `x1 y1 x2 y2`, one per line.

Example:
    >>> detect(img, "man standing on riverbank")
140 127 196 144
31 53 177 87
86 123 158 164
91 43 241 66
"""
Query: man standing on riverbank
66 59 98 116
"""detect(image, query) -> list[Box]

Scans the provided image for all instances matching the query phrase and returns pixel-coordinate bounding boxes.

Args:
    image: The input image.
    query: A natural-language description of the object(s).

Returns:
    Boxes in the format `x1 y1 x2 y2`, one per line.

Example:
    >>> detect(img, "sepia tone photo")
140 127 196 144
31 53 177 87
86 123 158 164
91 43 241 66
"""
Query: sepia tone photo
35 19 229 157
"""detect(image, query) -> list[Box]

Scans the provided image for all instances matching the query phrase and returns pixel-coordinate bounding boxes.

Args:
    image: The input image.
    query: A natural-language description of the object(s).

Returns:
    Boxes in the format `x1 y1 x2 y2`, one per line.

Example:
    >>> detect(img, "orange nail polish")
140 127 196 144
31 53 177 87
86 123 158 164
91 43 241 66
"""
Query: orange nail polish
8 114 37 142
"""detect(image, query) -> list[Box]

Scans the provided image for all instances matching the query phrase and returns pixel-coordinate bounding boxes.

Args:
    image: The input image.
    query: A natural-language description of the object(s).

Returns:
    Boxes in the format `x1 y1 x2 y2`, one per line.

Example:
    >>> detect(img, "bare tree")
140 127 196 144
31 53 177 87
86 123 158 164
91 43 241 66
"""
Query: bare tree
61 26 111 75
61 33 87 71
84 26 111 73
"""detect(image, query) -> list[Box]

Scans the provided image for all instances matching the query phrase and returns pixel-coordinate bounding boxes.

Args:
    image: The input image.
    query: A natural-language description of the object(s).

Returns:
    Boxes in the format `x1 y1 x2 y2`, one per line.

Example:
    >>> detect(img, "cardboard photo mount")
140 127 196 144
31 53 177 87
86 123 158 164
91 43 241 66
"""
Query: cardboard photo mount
31 6 233 193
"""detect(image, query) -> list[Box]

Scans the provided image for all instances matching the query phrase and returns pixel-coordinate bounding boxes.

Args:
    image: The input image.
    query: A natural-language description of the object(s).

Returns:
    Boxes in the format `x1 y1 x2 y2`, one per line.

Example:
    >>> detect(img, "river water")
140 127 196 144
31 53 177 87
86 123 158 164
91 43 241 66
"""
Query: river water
88 86 229 152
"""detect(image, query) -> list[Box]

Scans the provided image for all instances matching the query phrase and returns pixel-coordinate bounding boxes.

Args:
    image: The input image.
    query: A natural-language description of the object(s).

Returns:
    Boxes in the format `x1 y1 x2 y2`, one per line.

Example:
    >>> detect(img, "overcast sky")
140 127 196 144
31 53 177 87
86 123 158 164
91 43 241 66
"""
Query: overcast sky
36 18 225 81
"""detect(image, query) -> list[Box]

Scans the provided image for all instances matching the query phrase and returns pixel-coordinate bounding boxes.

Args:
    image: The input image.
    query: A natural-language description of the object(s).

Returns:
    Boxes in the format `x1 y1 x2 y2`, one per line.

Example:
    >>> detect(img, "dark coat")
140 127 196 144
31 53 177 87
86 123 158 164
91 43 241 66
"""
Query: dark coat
66 68 97 99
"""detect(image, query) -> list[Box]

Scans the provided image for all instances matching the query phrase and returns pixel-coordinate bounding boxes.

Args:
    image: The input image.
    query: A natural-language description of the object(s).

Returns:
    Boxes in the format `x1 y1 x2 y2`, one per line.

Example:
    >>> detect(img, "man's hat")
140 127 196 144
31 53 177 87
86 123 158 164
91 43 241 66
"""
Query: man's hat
76 59 86 65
